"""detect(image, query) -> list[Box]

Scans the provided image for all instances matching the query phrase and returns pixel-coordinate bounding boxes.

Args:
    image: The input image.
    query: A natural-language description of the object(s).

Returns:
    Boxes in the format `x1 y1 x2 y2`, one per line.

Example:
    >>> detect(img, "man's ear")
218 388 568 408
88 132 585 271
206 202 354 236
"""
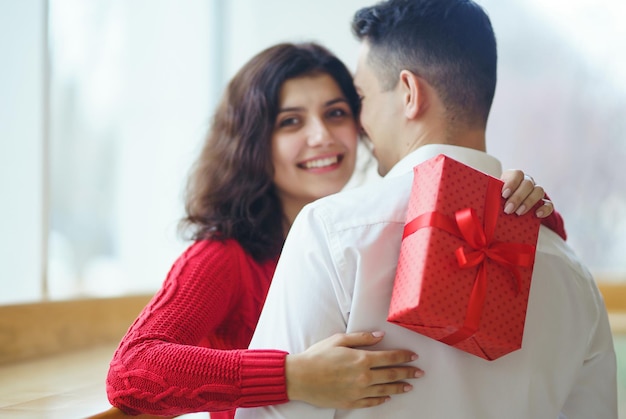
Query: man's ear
399 70 425 119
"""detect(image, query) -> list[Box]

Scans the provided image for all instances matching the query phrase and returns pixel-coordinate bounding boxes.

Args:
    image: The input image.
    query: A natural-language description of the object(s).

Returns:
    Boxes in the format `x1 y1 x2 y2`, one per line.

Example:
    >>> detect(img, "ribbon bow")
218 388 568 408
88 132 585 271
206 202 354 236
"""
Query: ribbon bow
402 178 537 346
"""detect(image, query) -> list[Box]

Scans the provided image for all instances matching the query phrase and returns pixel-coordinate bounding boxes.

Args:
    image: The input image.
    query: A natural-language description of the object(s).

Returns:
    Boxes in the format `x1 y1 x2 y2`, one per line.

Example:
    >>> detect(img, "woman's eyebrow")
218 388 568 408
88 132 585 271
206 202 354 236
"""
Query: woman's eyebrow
276 106 304 114
278 98 347 114
325 98 349 107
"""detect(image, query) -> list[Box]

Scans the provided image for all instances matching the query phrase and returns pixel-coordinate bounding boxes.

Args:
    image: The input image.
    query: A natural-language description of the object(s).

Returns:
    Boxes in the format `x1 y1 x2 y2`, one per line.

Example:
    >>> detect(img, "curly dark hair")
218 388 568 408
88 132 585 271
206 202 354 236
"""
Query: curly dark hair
352 0 497 129
180 42 360 261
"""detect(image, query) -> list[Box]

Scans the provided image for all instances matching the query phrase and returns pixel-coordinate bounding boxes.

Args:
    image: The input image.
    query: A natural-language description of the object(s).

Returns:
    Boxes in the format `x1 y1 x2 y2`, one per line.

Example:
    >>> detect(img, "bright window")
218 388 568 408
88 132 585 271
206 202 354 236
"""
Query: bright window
1 0 624 305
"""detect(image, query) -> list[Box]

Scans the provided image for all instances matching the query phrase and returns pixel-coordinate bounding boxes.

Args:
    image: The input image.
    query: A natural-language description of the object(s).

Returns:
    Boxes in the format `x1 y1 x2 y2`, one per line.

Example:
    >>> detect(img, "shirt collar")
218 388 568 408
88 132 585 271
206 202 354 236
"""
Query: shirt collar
385 144 503 179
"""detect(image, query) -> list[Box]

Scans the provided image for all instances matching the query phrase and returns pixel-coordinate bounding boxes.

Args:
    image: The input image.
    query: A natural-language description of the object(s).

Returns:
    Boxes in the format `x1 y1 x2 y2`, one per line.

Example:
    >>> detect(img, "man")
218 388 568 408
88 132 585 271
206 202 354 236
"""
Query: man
236 1 617 418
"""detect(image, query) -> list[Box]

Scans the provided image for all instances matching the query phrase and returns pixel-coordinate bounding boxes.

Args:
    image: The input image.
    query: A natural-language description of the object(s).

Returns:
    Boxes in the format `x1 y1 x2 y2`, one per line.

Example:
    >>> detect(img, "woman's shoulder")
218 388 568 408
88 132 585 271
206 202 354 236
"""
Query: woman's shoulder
175 238 275 277
188 237 245 252
182 238 247 264
161 239 247 288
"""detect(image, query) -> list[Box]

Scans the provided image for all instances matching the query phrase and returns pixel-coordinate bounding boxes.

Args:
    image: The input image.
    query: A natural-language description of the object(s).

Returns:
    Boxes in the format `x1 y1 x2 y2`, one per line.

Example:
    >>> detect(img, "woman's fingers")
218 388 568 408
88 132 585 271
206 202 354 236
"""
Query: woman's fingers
369 364 424 383
286 332 423 408
500 169 526 202
340 381 418 409
366 348 420 370
327 332 419 371
326 331 387 348
534 198 555 218
500 170 551 216
334 382 415 409
343 396 391 409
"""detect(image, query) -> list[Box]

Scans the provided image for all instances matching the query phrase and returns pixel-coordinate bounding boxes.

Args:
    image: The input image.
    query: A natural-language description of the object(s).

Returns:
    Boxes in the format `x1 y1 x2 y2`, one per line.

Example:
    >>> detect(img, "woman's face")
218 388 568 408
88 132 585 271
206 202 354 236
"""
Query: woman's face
271 73 358 220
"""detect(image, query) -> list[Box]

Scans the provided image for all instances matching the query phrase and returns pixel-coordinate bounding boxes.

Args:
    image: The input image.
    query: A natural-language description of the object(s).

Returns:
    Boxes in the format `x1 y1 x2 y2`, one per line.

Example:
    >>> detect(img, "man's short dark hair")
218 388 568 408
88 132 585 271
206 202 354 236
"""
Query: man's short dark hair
352 0 497 128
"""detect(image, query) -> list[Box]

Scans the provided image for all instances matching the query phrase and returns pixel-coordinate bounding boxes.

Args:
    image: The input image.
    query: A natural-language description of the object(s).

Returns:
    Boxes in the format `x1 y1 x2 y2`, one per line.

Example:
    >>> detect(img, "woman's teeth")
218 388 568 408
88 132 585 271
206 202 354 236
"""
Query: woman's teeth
302 156 339 169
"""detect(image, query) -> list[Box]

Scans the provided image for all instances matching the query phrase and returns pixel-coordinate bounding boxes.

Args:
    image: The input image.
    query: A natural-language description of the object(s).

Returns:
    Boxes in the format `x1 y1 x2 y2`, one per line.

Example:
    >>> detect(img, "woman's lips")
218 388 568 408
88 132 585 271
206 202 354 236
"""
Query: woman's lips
298 154 344 171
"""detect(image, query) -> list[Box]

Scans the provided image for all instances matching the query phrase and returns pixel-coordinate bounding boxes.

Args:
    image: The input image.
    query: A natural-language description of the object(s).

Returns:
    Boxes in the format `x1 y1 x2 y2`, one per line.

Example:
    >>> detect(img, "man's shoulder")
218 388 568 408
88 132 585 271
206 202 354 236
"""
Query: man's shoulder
535 227 602 302
302 171 413 230
536 227 590 274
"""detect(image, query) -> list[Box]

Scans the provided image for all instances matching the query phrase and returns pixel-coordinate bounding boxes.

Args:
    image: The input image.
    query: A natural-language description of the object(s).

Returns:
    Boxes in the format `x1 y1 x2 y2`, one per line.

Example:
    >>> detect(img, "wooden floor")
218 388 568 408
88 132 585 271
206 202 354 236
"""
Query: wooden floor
0 345 116 418
0 344 207 418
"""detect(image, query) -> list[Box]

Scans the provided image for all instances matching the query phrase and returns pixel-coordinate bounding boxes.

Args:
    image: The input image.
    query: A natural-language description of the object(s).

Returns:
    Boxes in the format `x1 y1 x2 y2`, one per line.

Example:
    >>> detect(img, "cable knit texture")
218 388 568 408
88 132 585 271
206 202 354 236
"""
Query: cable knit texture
542 194 567 241
106 239 287 418
106 212 565 418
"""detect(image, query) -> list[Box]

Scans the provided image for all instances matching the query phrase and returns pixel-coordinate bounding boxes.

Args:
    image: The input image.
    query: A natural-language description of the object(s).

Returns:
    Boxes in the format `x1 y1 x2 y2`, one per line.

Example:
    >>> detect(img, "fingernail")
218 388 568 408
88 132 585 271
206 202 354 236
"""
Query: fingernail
502 188 512 199
536 209 544 218
414 369 424 378
515 205 526 216
372 331 385 338
504 202 514 214
411 353 418 361
403 384 413 392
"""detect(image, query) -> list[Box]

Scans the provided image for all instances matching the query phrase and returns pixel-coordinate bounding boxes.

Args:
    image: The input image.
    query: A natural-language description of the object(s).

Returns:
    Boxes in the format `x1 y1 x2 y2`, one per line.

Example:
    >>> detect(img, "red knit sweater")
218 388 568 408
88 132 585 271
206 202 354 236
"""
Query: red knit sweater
107 214 567 418
107 239 286 418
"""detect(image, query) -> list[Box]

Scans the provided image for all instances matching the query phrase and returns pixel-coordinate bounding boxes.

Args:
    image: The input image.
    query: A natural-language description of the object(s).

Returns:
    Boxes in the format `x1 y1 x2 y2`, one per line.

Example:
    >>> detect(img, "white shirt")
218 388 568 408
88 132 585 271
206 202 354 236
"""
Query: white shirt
236 144 617 419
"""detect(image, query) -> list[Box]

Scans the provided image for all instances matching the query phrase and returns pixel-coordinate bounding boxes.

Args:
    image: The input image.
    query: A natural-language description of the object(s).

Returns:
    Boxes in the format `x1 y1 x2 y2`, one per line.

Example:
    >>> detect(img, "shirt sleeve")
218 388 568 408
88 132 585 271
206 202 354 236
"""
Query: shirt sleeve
236 205 347 419
559 286 618 419
106 240 288 416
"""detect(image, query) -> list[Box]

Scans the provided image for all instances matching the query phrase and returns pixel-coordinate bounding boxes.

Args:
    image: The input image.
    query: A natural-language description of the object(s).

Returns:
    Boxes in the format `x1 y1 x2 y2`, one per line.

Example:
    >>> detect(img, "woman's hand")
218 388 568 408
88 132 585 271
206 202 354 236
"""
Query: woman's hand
500 170 554 218
285 331 422 409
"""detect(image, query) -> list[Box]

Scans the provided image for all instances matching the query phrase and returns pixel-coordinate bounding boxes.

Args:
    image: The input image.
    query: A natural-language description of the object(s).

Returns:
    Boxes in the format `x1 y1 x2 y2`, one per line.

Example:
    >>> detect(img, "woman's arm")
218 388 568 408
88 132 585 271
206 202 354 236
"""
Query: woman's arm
107 241 288 416
107 241 422 416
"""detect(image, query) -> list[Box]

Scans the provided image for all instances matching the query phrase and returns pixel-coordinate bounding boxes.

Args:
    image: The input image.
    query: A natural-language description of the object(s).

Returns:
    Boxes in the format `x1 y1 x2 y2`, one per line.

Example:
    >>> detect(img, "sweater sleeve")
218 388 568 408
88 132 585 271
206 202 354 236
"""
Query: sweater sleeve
540 194 567 241
106 240 288 416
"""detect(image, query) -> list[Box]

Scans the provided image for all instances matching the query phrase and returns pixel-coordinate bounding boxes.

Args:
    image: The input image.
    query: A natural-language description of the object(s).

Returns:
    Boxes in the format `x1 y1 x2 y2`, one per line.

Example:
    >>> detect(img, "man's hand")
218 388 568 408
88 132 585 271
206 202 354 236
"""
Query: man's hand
285 331 423 409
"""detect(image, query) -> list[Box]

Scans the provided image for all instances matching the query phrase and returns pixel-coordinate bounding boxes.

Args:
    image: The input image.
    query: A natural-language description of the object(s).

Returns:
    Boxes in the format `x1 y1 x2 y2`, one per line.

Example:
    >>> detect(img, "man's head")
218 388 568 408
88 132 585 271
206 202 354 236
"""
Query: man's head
351 0 498 175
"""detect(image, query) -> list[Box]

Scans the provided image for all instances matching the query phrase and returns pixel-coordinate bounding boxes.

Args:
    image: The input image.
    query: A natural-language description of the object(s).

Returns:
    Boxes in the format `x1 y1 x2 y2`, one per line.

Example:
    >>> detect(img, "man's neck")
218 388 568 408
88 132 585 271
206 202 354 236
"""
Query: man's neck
403 124 487 157
445 126 487 152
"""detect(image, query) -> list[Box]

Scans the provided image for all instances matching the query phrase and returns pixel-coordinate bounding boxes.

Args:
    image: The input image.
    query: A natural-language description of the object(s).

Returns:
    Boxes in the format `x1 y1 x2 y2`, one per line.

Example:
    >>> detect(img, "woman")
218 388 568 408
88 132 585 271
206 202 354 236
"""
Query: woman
106 42 564 418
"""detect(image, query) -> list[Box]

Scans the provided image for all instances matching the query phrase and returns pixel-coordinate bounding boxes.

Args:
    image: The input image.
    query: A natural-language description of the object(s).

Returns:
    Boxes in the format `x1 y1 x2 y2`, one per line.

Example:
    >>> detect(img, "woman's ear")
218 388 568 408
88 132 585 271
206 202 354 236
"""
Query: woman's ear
399 70 425 119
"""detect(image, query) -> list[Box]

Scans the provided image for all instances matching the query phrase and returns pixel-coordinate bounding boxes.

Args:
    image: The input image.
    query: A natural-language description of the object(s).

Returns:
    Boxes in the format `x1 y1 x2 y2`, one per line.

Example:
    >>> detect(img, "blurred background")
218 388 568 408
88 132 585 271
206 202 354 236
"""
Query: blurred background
0 0 624 414
2 0 624 302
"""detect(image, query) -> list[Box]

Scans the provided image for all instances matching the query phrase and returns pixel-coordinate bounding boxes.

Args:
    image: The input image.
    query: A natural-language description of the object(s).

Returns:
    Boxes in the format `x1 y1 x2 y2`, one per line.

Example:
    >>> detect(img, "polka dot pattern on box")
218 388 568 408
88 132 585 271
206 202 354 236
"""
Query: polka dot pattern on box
388 154 541 361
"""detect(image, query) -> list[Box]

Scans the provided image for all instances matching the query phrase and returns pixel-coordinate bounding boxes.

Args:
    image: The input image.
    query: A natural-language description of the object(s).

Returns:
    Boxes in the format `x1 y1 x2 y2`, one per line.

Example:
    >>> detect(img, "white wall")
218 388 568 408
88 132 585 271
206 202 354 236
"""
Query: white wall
0 0 45 303
222 0 371 82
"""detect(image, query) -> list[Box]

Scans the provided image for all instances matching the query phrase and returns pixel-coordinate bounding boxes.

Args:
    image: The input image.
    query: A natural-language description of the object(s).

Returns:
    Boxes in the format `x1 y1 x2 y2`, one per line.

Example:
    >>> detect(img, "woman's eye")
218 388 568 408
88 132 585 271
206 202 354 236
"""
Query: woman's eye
278 117 300 128
327 108 349 119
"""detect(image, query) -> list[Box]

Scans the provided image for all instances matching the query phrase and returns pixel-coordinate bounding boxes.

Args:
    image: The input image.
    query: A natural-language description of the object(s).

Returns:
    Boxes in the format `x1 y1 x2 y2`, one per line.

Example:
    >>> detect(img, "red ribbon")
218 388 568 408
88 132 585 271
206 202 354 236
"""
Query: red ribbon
402 178 536 346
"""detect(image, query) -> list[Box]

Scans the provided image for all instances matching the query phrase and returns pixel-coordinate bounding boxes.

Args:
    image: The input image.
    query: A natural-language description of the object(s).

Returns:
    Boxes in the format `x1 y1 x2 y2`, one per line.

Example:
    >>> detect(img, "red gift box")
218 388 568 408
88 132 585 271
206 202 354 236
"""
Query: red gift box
388 154 541 360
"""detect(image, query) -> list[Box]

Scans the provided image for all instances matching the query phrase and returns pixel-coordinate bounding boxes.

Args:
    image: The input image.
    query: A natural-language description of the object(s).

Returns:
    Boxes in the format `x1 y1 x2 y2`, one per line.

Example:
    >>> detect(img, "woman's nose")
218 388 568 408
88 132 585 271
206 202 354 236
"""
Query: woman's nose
307 119 333 146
